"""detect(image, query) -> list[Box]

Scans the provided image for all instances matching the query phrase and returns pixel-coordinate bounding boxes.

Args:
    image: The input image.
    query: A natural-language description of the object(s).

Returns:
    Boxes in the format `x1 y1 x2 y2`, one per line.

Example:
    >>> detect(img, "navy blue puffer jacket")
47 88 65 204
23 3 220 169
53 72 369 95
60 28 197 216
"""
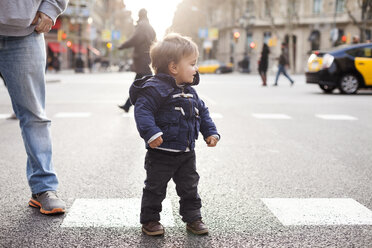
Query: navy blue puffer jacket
129 72 219 151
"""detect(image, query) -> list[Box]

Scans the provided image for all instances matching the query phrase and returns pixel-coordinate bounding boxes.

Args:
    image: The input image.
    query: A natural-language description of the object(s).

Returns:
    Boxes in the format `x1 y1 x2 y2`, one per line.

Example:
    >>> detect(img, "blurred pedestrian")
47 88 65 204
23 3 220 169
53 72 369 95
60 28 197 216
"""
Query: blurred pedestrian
352 35 360 44
258 43 270 86
273 45 294 86
118 8 156 112
52 55 60 72
238 53 250 73
75 56 84 73
129 33 220 236
0 0 68 214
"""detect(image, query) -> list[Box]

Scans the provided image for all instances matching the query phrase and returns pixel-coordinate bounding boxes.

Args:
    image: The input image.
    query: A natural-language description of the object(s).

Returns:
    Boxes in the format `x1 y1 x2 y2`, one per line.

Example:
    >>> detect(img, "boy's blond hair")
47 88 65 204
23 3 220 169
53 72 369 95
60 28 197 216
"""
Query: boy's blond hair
150 33 199 74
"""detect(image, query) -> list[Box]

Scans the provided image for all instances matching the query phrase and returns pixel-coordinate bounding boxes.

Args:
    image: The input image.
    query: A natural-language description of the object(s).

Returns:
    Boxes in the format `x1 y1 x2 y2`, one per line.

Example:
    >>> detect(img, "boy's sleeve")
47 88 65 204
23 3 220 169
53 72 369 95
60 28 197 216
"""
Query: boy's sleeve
198 98 220 140
134 87 163 143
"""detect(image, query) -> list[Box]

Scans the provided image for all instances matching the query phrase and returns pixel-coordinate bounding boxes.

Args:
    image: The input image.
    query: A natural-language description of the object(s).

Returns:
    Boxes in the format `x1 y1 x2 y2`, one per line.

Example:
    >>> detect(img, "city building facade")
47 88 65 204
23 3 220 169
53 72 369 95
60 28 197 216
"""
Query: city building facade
172 0 371 74
45 0 134 71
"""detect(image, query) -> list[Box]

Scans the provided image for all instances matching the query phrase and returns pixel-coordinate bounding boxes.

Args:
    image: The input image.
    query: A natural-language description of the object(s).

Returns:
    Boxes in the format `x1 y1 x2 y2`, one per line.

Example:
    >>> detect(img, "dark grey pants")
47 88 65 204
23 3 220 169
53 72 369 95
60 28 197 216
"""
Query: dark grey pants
140 149 202 224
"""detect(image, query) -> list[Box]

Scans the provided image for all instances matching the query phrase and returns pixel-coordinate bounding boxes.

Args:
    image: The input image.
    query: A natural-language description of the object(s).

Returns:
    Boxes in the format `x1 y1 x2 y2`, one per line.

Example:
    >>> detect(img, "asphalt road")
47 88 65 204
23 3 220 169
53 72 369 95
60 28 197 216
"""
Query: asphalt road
0 72 371 247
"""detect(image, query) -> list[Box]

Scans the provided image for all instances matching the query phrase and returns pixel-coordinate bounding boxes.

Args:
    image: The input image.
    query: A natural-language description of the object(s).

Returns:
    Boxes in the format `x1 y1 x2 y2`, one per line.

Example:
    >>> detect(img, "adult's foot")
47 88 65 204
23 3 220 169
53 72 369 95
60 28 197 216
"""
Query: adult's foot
29 191 65 215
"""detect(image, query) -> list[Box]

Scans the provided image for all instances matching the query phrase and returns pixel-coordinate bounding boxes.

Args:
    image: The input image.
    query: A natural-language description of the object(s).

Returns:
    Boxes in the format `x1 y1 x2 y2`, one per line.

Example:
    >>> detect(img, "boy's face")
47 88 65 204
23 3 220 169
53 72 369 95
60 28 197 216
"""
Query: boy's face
172 53 198 84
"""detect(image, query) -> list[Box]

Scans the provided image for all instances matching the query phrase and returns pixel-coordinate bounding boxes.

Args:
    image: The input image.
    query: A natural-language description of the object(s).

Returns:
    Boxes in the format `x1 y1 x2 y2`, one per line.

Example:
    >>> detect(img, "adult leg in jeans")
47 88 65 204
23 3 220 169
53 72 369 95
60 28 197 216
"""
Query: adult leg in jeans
0 33 58 194
282 67 294 84
274 65 284 86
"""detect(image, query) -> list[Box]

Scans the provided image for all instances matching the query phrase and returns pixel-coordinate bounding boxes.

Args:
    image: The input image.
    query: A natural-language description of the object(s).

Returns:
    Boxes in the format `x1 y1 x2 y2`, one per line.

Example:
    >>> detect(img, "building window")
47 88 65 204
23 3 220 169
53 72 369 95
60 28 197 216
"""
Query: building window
308 30 321 51
335 0 345 13
246 0 254 14
264 0 271 17
246 32 253 50
264 31 271 44
313 0 322 14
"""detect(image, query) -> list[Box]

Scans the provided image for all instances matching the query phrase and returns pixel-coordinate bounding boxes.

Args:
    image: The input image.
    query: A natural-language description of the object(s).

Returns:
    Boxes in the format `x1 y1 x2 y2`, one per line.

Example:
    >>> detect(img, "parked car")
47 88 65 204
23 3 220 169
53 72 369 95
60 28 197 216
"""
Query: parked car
306 43 372 94
198 60 233 74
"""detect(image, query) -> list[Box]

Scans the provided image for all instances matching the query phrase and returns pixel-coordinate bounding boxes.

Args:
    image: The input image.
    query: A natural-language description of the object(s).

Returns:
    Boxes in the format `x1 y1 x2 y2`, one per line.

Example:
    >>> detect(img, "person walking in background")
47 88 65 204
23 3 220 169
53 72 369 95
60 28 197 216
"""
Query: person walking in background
130 33 220 236
258 43 270 86
0 0 68 214
274 44 294 86
118 8 156 113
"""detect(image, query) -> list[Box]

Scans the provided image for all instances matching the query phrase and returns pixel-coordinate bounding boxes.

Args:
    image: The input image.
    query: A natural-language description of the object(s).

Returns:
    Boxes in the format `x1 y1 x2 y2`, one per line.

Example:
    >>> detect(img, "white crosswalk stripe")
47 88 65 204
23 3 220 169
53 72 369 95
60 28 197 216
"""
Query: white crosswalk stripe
315 114 358 120
60 197 372 228
54 112 92 118
122 113 134 118
252 113 292 119
262 198 372 226
0 113 11 119
210 113 223 119
61 198 175 228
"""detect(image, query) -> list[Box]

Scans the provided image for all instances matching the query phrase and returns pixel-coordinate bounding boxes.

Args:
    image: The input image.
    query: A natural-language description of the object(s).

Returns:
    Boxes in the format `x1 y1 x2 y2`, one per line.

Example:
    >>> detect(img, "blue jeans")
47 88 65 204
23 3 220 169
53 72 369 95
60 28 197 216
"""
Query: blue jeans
274 65 294 85
0 32 58 194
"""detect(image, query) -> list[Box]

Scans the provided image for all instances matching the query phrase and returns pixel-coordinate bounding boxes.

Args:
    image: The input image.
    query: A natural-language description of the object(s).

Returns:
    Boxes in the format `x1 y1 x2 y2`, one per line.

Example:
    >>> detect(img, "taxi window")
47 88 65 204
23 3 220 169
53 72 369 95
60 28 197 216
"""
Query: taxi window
346 47 372 58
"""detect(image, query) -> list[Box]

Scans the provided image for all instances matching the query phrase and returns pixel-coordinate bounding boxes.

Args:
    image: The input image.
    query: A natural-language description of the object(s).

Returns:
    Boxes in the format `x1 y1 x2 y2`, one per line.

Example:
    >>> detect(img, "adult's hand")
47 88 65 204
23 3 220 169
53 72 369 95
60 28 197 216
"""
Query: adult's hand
32 12 53 34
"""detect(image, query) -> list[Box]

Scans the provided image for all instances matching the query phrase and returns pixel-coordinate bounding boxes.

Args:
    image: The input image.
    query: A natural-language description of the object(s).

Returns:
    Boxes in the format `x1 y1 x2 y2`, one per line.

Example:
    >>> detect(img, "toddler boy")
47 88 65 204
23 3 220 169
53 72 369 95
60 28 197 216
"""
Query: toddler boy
129 33 220 236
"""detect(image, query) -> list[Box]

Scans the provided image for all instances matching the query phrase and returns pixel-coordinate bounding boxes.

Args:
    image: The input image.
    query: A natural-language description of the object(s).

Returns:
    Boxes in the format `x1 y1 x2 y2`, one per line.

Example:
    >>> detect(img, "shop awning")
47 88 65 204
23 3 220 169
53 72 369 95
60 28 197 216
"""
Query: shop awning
48 42 66 53
70 44 87 54
88 45 101 56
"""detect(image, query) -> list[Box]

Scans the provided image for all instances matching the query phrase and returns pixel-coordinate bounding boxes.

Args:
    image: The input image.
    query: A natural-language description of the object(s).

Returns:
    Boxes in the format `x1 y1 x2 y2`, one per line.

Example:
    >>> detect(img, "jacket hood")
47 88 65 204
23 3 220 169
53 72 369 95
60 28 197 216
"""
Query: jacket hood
129 72 200 105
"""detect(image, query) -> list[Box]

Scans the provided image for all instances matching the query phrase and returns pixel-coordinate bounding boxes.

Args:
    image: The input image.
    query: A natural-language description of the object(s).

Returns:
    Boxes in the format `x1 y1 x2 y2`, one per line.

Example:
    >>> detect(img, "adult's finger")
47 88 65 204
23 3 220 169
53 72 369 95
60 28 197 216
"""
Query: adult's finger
36 12 53 33
31 12 40 25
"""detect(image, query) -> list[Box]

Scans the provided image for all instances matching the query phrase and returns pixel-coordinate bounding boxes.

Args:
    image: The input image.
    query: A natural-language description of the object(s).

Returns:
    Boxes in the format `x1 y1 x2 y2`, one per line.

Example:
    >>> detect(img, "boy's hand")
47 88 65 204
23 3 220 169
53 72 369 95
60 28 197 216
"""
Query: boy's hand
205 136 218 147
149 136 163 148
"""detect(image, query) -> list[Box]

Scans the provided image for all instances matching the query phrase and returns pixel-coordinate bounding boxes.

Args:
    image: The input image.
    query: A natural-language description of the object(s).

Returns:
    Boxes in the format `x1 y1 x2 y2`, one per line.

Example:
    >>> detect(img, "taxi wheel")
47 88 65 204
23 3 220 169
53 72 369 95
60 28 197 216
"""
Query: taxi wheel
339 74 359 94
215 68 222 74
319 84 335 94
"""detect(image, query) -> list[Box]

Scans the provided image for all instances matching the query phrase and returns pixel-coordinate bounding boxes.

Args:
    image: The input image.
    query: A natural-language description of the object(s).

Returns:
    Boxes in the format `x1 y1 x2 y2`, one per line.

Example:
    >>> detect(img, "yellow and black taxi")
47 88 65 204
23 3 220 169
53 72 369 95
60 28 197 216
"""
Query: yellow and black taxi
306 43 372 94
198 60 233 74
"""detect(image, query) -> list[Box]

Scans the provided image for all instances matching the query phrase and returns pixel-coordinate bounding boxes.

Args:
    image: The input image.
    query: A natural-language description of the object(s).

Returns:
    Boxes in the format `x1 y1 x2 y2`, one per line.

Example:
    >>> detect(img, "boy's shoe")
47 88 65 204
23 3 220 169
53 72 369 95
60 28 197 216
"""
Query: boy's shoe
29 191 66 215
142 221 164 236
186 219 209 235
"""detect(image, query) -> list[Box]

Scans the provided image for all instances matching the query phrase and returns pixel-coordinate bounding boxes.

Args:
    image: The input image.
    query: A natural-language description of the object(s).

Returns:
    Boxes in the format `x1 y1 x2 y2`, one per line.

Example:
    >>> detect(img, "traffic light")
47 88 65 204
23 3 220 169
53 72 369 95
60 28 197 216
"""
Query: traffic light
66 40 72 48
341 35 347 43
233 31 240 43
106 42 112 49
250 41 256 49
58 30 67 41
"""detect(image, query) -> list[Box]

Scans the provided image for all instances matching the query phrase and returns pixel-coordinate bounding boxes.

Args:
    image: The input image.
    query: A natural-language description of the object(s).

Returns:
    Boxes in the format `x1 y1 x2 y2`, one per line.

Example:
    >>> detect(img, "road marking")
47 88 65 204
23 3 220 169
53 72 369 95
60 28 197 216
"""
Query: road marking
122 113 134 118
252 113 292 119
61 198 175 228
210 113 223 119
54 112 92 118
199 94 217 105
315 114 358 120
262 198 372 225
0 114 11 119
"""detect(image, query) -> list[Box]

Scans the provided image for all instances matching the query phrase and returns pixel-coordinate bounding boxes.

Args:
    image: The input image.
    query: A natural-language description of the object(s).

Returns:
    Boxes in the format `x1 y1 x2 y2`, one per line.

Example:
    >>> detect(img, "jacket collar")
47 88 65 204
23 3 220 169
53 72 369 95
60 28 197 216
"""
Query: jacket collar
154 71 200 87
